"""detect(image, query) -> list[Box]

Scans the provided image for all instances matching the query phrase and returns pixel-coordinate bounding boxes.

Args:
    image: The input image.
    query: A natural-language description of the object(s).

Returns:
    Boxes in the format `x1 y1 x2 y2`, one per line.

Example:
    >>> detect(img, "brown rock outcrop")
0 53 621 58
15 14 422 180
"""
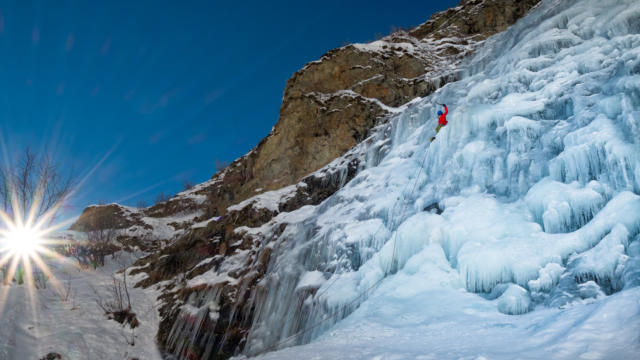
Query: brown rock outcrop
74 0 541 232
190 0 542 220
70 204 147 232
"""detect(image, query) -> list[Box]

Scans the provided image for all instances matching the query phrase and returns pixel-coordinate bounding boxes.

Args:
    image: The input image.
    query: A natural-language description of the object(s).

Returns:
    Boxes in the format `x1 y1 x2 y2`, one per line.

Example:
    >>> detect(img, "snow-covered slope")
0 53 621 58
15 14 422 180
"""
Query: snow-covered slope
222 0 640 357
0 252 162 360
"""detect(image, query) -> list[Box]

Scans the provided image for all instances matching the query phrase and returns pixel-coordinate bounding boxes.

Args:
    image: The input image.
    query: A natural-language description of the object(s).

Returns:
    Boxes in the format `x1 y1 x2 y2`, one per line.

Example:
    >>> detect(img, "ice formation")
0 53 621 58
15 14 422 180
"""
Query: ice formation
233 0 640 354
497 284 532 315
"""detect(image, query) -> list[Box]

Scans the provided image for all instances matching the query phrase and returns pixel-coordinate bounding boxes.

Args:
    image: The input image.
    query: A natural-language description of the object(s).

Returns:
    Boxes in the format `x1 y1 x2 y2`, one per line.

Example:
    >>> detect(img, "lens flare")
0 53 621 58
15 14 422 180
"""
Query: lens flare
0 139 116 338
2 225 44 257
0 181 79 319
0 214 61 275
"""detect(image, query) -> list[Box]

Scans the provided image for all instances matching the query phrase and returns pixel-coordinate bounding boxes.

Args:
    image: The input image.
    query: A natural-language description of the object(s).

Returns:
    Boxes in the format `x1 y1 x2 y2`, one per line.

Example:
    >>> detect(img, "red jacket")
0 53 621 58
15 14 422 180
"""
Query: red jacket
438 105 448 126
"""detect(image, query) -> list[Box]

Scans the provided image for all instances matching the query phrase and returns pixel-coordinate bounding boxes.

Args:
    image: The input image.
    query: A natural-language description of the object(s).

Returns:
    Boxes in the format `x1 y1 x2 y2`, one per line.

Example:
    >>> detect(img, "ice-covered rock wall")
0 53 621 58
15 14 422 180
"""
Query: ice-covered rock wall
242 0 640 354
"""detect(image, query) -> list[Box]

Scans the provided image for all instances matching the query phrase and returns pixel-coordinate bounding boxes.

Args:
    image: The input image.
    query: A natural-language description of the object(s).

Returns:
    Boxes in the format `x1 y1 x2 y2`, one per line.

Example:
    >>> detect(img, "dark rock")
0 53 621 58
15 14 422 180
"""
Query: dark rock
424 202 443 215
40 353 62 360
108 308 140 328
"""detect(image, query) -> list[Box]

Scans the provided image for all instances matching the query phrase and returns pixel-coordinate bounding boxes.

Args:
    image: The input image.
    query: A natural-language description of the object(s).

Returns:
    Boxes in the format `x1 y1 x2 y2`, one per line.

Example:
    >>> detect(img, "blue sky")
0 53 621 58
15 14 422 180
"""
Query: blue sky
0 0 458 220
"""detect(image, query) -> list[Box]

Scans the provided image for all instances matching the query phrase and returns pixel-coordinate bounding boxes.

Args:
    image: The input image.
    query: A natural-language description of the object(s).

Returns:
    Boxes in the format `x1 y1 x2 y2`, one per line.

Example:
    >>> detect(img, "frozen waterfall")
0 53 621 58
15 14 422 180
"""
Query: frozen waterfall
240 0 640 356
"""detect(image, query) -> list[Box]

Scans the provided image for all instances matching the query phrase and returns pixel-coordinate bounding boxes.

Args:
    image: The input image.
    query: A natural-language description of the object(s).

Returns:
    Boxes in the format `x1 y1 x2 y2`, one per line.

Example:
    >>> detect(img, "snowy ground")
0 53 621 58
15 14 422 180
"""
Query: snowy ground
0 252 162 360
245 248 640 360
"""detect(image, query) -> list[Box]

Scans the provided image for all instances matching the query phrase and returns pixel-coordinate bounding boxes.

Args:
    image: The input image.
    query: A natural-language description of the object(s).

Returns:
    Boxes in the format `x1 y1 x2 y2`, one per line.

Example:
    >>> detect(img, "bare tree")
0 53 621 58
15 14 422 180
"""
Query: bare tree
154 191 170 204
136 199 147 209
214 159 230 173
86 228 119 267
389 25 409 35
0 147 75 220
182 180 195 191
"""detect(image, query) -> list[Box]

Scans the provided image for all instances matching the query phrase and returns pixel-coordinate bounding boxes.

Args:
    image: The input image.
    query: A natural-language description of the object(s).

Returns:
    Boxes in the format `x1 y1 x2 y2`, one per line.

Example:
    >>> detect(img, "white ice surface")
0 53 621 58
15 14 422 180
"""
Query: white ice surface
247 267 640 360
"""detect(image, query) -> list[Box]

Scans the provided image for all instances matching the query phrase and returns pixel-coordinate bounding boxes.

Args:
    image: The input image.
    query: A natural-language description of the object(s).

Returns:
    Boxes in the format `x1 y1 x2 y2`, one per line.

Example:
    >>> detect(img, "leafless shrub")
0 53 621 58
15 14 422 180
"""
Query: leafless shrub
214 159 230 173
86 228 120 267
390 25 410 35
93 271 139 329
33 270 48 289
0 147 75 218
59 280 77 308
122 326 136 347
136 199 148 209
154 191 171 204
182 180 195 191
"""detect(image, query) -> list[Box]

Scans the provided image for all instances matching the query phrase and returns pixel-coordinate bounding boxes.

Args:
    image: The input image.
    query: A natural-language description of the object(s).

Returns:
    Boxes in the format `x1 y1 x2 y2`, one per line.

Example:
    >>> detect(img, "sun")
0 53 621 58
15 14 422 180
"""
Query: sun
0 207 66 277
0 212 71 318
1 225 44 257
0 210 71 311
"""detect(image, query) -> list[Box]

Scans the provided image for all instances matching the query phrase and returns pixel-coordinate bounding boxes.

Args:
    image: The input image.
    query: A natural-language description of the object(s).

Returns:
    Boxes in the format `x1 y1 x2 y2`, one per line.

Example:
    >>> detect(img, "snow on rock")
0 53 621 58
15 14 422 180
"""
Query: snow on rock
170 177 220 205
74 201 205 246
228 184 302 213
190 216 222 229
132 210 203 240
352 40 417 55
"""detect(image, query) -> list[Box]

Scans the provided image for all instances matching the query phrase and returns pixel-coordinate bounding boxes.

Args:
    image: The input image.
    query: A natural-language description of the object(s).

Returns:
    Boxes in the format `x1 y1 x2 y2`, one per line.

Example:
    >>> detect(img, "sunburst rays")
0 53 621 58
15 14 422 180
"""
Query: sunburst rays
0 183 80 317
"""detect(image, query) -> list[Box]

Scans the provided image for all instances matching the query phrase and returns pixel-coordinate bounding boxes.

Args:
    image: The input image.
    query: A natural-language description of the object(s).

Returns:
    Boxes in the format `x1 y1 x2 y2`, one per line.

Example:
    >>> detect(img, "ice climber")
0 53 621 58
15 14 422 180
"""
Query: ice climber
430 104 448 142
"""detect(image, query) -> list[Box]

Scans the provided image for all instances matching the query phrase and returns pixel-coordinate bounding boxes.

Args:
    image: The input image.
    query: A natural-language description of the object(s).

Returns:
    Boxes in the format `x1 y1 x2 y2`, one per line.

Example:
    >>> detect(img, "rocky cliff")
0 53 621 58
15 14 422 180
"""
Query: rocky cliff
71 0 541 358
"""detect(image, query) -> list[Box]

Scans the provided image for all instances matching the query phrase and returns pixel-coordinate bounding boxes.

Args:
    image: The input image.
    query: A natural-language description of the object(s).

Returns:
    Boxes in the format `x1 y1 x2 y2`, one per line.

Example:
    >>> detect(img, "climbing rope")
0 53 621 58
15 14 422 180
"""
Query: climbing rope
313 167 406 300
313 116 433 301
256 6 476 355
260 126 434 355
312 4 467 300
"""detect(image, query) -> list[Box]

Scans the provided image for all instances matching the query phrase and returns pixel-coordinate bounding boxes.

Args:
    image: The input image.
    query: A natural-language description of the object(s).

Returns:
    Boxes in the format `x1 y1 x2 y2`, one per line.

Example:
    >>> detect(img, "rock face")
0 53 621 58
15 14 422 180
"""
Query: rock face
71 204 147 231
74 0 540 229
71 0 541 359
410 0 541 40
